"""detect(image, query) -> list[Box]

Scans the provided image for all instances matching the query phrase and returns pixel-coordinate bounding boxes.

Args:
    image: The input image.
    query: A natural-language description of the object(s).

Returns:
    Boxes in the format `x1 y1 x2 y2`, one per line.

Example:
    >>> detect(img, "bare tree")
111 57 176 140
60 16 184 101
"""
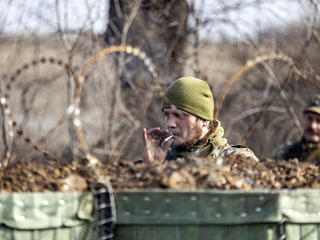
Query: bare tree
2 0 320 164
104 0 189 80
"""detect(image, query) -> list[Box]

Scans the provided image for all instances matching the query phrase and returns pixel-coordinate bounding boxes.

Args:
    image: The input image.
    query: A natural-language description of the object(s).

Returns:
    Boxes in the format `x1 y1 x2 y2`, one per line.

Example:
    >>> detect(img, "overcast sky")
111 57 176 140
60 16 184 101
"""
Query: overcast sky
0 0 312 41
188 0 306 41
0 0 108 34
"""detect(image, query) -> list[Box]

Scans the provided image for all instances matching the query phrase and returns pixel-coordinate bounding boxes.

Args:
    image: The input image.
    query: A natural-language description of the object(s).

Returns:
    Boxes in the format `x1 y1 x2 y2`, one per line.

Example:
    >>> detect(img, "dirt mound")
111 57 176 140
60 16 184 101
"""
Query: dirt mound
1 155 319 192
0 160 99 193
108 156 320 190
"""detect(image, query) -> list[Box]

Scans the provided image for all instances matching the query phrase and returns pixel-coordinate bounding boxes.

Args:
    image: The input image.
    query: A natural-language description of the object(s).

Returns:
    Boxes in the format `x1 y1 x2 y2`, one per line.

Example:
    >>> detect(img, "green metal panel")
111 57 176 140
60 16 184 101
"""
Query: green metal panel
135 225 153 240
179 225 201 239
115 190 282 225
251 224 275 240
114 225 132 239
113 189 320 240
202 225 226 240
114 224 277 240
225 224 250 240
114 225 180 240
155 226 176 240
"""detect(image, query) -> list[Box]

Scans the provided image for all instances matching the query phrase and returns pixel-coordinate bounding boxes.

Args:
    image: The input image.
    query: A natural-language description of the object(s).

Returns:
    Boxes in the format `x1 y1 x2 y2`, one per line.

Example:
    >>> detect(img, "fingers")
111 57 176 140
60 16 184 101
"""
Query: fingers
143 127 172 147
144 127 170 140
143 128 148 144
146 127 160 137
142 127 172 164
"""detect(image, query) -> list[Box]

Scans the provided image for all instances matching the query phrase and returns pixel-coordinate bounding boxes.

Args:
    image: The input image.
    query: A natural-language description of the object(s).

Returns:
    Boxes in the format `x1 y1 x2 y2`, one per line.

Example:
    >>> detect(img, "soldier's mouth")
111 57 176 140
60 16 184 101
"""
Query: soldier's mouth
306 130 319 134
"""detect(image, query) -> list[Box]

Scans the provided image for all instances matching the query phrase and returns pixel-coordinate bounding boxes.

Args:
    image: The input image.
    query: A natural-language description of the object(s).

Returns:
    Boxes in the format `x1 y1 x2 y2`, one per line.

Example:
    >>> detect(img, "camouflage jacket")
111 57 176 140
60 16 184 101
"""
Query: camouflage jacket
165 142 259 161
137 120 259 164
270 138 320 165
165 119 259 161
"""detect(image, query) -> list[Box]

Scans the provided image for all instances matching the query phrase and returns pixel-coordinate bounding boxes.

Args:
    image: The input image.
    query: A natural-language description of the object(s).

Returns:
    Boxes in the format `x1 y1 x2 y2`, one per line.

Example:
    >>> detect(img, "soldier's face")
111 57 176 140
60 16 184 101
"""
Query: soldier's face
303 112 320 143
163 108 206 151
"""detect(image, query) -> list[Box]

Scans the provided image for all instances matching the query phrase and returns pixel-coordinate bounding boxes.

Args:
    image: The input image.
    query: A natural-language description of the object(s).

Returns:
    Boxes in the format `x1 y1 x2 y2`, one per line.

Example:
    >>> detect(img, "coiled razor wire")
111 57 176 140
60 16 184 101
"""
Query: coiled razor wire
77 45 164 165
91 179 116 240
0 45 175 167
214 52 320 119
4 47 320 167
0 58 76 167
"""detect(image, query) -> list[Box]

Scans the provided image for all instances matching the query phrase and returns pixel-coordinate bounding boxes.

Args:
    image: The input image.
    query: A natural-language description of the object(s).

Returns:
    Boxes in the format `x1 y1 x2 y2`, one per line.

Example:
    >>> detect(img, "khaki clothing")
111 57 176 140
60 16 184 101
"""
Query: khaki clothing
165 120 259 161
165 143 258 161
271 138 320 165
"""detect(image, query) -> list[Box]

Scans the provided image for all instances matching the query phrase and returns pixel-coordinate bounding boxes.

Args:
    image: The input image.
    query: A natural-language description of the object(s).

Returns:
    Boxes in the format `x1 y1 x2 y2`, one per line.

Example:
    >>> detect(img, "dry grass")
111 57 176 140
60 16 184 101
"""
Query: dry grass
1 17 320 165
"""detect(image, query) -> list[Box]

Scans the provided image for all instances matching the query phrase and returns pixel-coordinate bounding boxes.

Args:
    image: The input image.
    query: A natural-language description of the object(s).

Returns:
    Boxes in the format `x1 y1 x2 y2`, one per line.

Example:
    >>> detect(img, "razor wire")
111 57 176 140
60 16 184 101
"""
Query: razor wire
0 58 76 167
214 52 320 120
3 47 320 167
0 45 171 167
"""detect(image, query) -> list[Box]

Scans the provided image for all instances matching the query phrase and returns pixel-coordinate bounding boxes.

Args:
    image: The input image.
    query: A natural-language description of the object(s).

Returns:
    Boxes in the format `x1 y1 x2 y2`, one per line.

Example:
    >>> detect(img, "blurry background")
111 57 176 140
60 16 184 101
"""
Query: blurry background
1 0 319 164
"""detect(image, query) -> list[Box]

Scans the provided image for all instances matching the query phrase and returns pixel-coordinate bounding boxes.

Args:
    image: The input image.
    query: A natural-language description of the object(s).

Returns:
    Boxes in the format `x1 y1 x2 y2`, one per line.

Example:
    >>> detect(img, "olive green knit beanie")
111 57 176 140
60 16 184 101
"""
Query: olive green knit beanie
161 77 214 121
304 95 320 115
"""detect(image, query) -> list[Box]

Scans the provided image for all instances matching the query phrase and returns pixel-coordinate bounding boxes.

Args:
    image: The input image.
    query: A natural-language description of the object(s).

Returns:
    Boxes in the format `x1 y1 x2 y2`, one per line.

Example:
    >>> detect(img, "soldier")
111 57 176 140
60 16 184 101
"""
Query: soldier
271 95 320 164
142 77 259 163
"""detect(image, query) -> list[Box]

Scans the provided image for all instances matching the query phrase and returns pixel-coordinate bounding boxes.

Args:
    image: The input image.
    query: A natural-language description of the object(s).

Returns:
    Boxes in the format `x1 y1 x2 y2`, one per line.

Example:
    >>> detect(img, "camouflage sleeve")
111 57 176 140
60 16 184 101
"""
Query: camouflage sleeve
221 145 259 161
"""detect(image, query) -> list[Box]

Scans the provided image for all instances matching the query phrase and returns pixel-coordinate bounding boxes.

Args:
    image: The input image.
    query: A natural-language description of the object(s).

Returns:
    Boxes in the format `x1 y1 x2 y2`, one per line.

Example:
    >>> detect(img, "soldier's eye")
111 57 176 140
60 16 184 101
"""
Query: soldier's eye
177 113 186 119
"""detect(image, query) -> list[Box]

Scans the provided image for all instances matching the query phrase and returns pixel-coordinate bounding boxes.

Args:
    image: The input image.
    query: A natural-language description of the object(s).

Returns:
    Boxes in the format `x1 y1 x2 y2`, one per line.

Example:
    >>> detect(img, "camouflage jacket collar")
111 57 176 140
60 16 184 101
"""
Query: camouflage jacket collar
167 120 229 159
301 138 320 151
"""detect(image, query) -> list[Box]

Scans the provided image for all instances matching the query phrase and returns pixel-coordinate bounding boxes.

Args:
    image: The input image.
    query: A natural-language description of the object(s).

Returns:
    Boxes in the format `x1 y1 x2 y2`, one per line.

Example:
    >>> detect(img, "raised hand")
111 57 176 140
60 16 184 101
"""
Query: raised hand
142 127 173 163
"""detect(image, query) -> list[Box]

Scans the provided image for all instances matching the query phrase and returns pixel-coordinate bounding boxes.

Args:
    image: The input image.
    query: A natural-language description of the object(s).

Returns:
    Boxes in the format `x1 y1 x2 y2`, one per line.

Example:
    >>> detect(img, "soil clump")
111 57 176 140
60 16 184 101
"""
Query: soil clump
1 155 319 192
108 156 320 190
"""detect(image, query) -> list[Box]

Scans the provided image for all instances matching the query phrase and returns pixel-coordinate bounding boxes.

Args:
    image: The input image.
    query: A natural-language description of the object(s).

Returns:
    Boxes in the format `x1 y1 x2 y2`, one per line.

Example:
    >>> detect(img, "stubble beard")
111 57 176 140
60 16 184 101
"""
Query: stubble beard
305 129 320 143
171 123 203 151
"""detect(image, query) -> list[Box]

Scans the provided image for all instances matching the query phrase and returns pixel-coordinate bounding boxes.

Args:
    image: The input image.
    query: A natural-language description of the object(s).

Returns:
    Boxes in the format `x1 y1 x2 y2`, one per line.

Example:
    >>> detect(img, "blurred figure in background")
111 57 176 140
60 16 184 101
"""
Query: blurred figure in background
142 77 259 163
271 95 320 165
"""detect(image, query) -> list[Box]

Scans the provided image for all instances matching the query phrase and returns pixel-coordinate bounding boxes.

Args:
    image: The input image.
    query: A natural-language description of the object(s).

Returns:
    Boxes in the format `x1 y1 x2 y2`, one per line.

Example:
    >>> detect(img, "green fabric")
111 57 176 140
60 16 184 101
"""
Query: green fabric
304 94 320 115
0 223 96 240
168 119 228 158
161 77 214 121
285 223 318 240
0 192 93 230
